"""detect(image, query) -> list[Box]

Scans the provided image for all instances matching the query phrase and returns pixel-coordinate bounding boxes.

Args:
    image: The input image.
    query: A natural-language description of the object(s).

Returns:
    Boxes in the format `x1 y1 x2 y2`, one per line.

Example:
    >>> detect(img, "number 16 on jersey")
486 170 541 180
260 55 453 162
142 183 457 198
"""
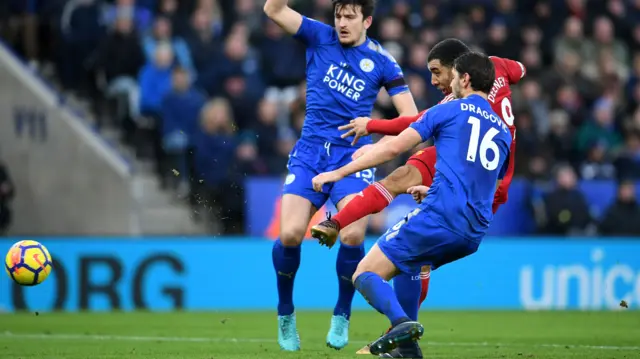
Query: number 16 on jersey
466 116 502 171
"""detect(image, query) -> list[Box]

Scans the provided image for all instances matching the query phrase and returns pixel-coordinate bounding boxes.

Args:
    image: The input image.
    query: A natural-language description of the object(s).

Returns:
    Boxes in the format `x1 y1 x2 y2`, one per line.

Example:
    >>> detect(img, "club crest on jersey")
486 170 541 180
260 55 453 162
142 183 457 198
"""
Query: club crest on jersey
359 58 374 72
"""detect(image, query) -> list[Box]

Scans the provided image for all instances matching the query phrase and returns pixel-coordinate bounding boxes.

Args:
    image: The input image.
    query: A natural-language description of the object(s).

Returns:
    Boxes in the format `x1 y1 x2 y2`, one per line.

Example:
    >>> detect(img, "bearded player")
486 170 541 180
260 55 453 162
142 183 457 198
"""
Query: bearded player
310 38 525 357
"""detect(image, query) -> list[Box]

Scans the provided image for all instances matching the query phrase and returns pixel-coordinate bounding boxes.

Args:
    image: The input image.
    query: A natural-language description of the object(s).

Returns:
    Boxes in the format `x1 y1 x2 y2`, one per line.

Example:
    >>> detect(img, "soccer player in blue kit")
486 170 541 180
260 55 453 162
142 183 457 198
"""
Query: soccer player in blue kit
263 0 418 352
312 52 512 356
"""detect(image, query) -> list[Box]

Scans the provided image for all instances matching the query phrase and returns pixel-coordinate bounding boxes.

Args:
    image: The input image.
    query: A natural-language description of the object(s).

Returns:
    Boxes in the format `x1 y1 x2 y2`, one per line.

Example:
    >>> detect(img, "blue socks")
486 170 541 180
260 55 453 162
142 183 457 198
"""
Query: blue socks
272 239 301 316
393 273 421 321
334 243 365 319
354 271 410 326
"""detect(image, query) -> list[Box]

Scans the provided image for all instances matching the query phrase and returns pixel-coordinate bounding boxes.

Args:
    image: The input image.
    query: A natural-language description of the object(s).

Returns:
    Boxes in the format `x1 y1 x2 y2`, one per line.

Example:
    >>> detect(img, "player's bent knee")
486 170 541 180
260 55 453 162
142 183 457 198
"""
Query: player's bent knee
279 228 306 246
339 225 366 246
380 165 422 195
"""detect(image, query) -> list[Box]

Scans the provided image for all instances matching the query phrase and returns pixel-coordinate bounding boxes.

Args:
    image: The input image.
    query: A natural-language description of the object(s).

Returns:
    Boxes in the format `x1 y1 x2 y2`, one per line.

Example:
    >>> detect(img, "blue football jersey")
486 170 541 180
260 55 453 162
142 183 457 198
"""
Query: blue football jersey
409 94 512 240
294 16 409 147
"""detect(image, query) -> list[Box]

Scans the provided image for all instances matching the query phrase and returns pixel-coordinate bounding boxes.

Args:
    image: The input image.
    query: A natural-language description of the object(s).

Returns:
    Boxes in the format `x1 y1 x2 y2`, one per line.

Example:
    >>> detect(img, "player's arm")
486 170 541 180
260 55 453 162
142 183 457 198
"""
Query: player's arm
378 53 419 135
367 110 426 136
334 127 424 178
490 56 526 85
314 109 440 191
264 0 333 46
263 0 303 35
337 108 437 177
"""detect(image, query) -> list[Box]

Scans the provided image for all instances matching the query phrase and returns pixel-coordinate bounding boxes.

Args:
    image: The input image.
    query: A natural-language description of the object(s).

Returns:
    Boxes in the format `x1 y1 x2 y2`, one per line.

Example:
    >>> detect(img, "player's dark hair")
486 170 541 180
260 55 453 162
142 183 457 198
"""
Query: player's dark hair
427 38 470 67
453 52 496 94
332 0 376 19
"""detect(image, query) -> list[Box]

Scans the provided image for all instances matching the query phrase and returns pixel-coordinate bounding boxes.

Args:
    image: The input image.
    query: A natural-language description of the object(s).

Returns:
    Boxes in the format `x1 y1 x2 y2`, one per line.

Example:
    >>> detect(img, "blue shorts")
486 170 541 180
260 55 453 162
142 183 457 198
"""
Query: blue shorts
377 209 480 275
282 139 375 209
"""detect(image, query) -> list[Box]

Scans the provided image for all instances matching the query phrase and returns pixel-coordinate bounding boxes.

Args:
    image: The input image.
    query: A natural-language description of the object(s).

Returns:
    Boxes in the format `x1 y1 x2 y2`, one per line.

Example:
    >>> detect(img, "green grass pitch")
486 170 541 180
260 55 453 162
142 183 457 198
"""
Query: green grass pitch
0 311 639 358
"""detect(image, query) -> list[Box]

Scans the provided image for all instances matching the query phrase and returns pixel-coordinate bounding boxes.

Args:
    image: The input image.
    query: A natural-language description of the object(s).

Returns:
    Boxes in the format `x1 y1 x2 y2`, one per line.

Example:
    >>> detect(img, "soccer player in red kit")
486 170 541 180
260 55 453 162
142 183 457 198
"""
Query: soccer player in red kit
310 38 525 357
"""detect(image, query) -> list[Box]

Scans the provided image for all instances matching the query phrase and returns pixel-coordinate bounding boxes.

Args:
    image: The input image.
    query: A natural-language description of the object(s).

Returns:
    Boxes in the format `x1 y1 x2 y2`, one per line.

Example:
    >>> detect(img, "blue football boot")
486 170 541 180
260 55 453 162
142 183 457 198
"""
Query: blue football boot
277 314 300 351
326 315 349 349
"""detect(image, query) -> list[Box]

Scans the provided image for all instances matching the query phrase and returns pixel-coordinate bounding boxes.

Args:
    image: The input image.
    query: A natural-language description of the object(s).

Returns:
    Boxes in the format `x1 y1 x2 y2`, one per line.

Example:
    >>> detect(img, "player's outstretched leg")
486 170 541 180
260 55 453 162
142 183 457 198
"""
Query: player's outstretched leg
326 194 368 350
352 244 424 355
311 182 393 246
272 194 316 351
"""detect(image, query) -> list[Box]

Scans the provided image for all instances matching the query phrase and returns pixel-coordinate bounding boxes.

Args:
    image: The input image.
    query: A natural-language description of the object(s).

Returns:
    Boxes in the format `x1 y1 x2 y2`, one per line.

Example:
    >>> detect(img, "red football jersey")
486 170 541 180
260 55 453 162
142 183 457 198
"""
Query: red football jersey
486 56 526 212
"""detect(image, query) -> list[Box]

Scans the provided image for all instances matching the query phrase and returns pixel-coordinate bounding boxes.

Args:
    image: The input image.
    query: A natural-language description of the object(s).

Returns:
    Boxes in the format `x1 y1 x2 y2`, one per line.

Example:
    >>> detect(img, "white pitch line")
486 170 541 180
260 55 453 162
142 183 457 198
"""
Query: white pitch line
0 332 638 351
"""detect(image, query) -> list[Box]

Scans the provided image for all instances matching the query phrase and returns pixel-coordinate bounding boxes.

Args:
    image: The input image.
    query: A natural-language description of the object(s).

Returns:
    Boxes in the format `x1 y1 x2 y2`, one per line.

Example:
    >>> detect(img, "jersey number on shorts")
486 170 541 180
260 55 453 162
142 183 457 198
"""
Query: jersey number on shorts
466 116 501 171
355 168 375 185
384 208 420 241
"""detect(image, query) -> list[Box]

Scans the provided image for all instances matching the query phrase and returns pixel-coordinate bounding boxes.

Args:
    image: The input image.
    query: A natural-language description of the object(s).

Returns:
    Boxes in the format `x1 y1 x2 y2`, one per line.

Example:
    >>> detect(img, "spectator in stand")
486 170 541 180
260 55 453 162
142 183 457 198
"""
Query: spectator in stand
575 98 623 158
538 164 592 236
138 43 174 175
58 0 105 91
553 16 589 64
185 6 222 76
156 0 192 37
139 44 174 119
582 16 629 81
252 98 294 175
614 130 640 180
599 181 640 236
544 109 576 165
103 0 153 33
192 98 243 234
259 19 305 112
95 11 145 122
579 142 616 180
160 66 206 194
143 16 194 76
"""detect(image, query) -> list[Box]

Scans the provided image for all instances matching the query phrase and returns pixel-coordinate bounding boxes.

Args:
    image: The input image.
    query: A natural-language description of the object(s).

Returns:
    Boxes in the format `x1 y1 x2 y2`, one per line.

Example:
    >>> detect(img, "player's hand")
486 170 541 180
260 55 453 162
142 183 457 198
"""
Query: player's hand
351 144 375 160
312 171 344 192
407 185 429 204
339 117 371 146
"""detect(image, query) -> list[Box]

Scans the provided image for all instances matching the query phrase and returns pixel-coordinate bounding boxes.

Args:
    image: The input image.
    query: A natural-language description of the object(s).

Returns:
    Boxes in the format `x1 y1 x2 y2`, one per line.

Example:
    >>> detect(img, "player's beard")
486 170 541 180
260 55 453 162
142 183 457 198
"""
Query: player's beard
339 29 364 47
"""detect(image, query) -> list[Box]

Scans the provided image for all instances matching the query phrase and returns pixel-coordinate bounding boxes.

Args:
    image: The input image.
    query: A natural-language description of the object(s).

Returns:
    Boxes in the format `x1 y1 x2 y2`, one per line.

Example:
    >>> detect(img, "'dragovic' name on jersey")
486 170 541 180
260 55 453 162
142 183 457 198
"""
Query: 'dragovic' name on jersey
459 102 510 135
294 16 409 147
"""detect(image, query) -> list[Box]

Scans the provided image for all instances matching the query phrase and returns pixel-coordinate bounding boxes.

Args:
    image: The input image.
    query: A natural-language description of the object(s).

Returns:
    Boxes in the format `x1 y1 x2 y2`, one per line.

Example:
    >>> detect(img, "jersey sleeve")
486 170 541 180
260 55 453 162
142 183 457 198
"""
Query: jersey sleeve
367 110 427 136
293 16 334 47
490 56 526 85
381 53 409 96
409 104 449 142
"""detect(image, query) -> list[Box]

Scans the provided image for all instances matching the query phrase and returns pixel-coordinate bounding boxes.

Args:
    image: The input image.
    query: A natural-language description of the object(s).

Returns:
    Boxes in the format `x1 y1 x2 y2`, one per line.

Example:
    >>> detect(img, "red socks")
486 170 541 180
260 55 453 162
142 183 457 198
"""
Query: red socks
333 182 395 230
419 272 430 306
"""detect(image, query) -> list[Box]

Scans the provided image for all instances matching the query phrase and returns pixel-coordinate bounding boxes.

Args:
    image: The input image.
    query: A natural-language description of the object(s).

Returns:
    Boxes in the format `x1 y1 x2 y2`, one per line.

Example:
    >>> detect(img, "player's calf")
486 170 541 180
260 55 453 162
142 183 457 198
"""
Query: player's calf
326 195 368 350
273 194 315 350
379 165 423 196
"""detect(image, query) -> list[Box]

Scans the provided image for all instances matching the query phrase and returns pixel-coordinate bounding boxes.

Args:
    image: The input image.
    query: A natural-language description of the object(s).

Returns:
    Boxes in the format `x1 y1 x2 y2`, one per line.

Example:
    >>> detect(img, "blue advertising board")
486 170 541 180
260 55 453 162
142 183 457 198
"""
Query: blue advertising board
245 178 640 237
1 238 639 312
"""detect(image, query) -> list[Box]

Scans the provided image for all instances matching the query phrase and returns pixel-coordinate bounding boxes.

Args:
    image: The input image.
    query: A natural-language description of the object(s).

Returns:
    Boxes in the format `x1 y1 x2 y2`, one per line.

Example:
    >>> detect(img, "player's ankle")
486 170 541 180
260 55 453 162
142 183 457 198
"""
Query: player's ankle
332 217 343 231
391 317 411 328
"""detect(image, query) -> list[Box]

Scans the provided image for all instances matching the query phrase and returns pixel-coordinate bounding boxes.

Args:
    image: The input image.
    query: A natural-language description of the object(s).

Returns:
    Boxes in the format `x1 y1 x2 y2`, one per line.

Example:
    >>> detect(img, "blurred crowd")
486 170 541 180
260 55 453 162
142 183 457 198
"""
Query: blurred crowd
2 0 640 236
